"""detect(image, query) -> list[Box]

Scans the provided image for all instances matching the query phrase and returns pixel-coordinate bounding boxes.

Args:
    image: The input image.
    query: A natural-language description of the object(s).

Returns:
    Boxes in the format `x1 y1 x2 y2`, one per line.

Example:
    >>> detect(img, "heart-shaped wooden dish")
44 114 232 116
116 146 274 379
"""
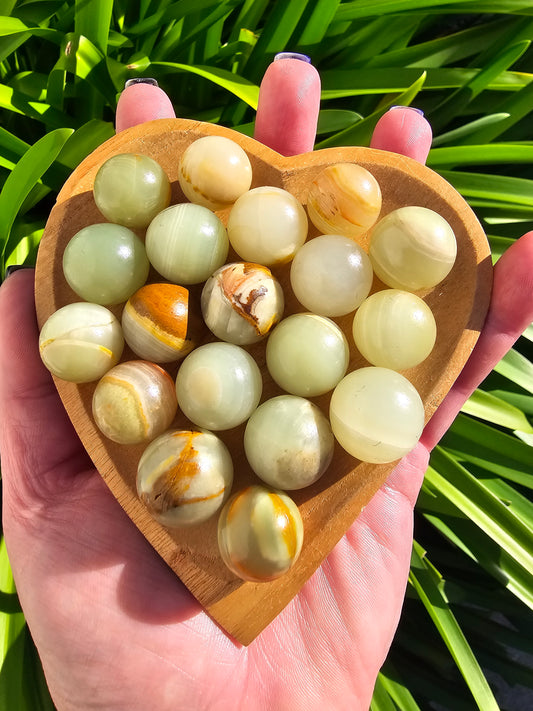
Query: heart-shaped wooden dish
35 118 492 645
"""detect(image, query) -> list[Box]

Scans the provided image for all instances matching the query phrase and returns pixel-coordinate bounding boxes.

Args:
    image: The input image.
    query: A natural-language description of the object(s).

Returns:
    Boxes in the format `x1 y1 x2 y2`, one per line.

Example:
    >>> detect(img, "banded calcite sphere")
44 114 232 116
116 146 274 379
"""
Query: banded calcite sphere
137 429 233 526
266 313 349 397
244 395 334 490
175 342 262 430
290 234 373 316
329 367 425 463
39 302 124 383
227 186 308 266
178 135 252 210
93 153 171 229
217 485 304 582
63 223 150 305
146 203 229 285
201 262 284 345
369 206 457 291
306 163 382 239
92 360 177 445
352 289 437 370
122 283 203 363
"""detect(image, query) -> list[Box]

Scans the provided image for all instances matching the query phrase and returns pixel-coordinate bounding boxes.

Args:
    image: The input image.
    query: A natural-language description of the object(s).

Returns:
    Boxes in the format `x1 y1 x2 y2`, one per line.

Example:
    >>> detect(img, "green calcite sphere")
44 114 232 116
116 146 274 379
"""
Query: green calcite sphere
62 223 150 305
175 342 262 431
290 234 373 316
146 203 229 285
93 153 171 229
244 395 334 490
329 367 425 463
352 289 437 370
369 206 457 291
266 313 349 397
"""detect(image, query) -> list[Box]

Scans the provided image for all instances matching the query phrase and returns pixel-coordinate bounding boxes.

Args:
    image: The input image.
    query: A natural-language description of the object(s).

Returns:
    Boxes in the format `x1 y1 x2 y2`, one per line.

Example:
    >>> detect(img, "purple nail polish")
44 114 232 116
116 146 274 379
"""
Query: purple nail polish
125 78 159 89
390 105 425 116
274 52 311 63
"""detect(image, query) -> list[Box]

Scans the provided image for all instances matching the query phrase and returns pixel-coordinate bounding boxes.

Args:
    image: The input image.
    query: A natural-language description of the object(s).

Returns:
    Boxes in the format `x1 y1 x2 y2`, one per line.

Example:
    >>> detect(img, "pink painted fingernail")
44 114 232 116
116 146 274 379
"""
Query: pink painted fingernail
253 53 321 156
370 106 432 165
115 78 176 133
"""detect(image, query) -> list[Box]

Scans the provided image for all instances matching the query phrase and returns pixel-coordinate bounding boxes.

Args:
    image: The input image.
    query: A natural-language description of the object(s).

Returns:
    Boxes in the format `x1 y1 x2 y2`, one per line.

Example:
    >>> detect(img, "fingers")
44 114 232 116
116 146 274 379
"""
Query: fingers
115 78 176 133
370 106 432 164
253 53 321 156
0 270 92 507
421 230 533 450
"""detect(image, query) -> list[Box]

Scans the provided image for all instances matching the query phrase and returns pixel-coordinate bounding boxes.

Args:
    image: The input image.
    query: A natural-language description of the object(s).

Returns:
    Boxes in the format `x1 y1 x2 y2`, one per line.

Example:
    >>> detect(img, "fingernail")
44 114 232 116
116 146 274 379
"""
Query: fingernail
4 265 30 279
390 105 425 116
274 52 311 63
125 77 159 89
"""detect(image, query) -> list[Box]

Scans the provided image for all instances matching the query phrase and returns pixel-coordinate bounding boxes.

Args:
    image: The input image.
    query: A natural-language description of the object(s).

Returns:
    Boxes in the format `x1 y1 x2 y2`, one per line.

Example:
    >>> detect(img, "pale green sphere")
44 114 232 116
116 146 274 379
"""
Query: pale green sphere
62 223 150 305
352 289 437 370
146 203 229 285
39 302 124 383
369 206 457 291
175 342 262 430
93 153 171 229
137 429 233 527
290 234 373 316
244 395 334 490
329 367 425 463
266 313 349 396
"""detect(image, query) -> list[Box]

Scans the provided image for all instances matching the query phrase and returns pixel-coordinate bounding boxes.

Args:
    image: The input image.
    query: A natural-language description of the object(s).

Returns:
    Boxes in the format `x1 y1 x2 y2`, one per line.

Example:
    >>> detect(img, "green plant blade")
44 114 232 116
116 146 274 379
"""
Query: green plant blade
461 388 533 433
409 542 499 711
0 128 73 273
152 61 259 107
427 448 533 572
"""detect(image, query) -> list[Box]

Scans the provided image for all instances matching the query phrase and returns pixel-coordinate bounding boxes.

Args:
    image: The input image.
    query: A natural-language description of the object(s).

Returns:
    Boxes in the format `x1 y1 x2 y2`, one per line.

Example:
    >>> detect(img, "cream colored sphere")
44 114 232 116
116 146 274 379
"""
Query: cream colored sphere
369 206 457 291
352 289 437 370
178 135 252 210
227 186 308 266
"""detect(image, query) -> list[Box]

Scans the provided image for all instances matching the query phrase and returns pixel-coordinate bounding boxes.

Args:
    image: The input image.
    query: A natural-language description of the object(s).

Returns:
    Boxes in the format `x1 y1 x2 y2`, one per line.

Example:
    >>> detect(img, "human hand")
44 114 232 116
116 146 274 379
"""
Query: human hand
1 62 532 711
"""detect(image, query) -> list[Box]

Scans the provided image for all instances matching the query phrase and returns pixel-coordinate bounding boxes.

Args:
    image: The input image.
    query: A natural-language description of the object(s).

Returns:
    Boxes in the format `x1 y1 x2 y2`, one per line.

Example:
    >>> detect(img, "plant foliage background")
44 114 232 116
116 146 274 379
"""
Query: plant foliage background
0 1 532 709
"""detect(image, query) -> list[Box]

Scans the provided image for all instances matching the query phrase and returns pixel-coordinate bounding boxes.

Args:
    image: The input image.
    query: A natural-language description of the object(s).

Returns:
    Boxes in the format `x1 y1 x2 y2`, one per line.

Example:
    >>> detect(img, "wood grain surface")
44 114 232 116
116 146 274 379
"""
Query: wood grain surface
34 118 493 645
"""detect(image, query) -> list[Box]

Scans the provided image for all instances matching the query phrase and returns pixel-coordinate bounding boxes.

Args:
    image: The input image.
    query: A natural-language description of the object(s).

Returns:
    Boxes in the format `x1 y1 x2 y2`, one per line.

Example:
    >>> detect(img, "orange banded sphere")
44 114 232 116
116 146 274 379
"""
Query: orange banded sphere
122 283 204 363
218 485 304 582
306 163 382 239
92 360 177 445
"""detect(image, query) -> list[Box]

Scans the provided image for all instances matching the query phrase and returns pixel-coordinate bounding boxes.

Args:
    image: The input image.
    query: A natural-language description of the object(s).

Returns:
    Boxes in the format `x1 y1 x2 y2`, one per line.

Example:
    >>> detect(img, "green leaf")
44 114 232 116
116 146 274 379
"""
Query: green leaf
438 169 533 207
427 448 533 573
442 414 533 487
0 83 74 128
493 348 533 394
428 142 533 168
409 541 499 711
461 388 533 433
316 71 426 148
429 40 531 132
152 61 259 108
431 115 511 147
74 0 113 53
0 15 59 42
316 109 363 135
0 128 73 274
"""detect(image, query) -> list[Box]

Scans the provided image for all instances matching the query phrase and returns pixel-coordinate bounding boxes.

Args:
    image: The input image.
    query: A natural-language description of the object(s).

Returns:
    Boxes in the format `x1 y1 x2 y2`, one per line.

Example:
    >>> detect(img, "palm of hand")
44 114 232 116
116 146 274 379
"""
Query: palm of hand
1 270 428 711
